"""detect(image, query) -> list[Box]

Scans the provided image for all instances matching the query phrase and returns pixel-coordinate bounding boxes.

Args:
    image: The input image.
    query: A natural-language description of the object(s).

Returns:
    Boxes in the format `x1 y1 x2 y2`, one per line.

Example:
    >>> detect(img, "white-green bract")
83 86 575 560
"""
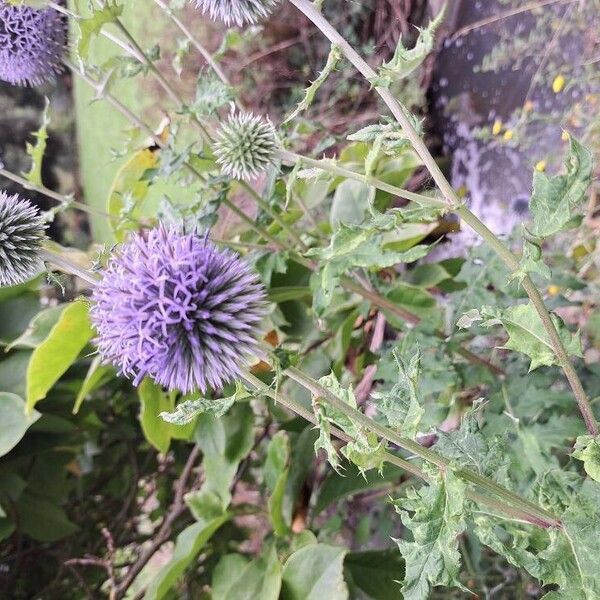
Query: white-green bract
213 111 277 180
0 191 45 287
191 0 278 26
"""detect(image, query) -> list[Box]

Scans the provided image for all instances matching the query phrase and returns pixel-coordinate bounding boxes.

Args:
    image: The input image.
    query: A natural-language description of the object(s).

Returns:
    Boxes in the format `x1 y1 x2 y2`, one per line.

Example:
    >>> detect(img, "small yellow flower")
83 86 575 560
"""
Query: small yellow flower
535 160 546 172
523 100 534 112
503 129 514 141
552 74 565 93
548 285 560 296
561 130 570 142
492 119 502 135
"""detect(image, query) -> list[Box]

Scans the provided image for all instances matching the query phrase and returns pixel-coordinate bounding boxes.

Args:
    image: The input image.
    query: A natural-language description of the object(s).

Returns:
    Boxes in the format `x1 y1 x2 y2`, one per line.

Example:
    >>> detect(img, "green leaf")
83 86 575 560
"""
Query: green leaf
7 304 65 350
0 393 40 457
529 137 593 238
509 238 552 284
212 545 282 600
330 179 375 227
17 492 78 542
139 378 173 454
481 303 582 370
73 355 113 414
265 431 291 536
344 549 404 600
281 543 348 600
76 2 124 60
23 98 49 187
285 44 342 123
26 300 93 412
371 7 445 87
144 513 230 600
395 470 469 600
572 435 600 482
371 347 424 438
160 382 249 425
189 69 234 117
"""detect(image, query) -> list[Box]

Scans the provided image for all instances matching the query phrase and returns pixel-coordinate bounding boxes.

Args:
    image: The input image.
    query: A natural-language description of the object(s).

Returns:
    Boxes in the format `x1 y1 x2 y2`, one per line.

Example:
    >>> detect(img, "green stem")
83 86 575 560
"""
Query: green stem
40 247 99 286
278 149 445 209
283 365 561 528
289 0 598 436
242 369 559 528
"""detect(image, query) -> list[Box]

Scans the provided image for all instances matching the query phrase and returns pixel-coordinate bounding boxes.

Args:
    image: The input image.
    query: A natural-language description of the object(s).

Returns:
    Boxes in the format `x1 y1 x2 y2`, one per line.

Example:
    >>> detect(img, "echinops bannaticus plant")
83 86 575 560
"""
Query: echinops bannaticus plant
0 2 66 86
213 111 278 180
90 226 267 394
0 191 46 287
190 0 278 26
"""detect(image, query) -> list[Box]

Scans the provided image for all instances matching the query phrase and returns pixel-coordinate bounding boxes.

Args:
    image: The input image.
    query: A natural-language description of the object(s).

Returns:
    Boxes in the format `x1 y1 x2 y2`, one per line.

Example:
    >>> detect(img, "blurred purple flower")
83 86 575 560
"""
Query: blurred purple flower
91 226 267 394
0 2 67 87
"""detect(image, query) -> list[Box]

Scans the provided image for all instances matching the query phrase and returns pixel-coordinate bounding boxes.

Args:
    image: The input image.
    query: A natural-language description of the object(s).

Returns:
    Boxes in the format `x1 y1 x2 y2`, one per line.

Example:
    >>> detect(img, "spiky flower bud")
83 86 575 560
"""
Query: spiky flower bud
213 111 277 180
190 0 278 27
0 191 46 287
91 226 267 394
0 2 67 87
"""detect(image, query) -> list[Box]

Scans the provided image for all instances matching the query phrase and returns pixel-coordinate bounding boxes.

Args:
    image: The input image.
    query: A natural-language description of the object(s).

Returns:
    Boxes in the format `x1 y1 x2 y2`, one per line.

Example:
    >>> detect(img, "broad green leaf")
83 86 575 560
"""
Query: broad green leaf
529 138 593 238
371 348 424 438
7 305 65 350
281 543 348 600
144 514 230 600
344 549 404 600
481 303 582 370
372 7 445 87
572 435 600 482
265 431 291 536
212 545 282 600
0 393 40 457
285 44 342 123
26 300 93 412
330 179 375 227
0 293 41 345
139 378 172 454
23 98 49 186
17 492 78 542
395 470 469 600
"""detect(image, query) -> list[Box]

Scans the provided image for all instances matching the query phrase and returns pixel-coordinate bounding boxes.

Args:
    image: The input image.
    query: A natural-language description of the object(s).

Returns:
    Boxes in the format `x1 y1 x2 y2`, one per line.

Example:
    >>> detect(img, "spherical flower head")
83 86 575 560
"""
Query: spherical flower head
190 0 278 27
91 226 267 394
213 111 277 180
0 2 67 87
0 191 46 287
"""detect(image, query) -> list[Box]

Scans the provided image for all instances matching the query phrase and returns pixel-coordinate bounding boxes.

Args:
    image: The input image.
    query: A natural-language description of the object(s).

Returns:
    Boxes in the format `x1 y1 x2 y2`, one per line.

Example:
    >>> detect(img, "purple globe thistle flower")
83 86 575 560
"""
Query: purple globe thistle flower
0 2 67 87
90 226 267 394
190 0 278 27
0 191 46 287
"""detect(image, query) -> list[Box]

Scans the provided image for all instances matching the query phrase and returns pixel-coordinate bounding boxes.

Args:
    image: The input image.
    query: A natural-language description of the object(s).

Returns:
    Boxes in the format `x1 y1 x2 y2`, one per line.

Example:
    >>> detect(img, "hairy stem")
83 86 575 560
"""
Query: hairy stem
242 369 559 528
40 248 99 286
289 0 598 435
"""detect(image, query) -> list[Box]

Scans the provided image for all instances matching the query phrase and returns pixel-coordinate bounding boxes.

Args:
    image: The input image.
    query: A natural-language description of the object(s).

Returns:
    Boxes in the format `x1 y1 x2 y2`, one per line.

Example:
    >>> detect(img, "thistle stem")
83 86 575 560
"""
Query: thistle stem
288 0 598 435
40 248 99 286
281 365 561 528
278 149 445 209
241 369 559 528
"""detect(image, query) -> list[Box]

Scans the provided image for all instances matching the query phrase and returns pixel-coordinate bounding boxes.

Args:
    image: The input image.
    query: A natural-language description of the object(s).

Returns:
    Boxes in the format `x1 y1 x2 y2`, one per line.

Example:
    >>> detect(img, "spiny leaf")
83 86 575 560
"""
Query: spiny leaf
395 469 469 600
160 382 249 425
371 347 424 439
529 137 593 238
189 70 234 117
371 7 445 88
284 44 342 124
509 237 551 284
23 98 49 187
76 2 124 61
479 303 582 370
572 435 600 482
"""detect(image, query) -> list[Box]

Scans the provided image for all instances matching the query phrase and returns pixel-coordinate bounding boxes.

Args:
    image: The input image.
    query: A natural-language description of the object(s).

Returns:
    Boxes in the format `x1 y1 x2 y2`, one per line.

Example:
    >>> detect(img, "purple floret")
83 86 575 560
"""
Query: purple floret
91 226 267 394
0 2 67 87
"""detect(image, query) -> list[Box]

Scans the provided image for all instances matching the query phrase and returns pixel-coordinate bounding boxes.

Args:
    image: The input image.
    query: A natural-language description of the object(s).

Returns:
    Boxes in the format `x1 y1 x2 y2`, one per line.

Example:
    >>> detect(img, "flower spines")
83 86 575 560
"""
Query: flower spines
191 0 279 27
0 192 46 287
91 226 267 394
0 2 67 87
213 112 277 180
